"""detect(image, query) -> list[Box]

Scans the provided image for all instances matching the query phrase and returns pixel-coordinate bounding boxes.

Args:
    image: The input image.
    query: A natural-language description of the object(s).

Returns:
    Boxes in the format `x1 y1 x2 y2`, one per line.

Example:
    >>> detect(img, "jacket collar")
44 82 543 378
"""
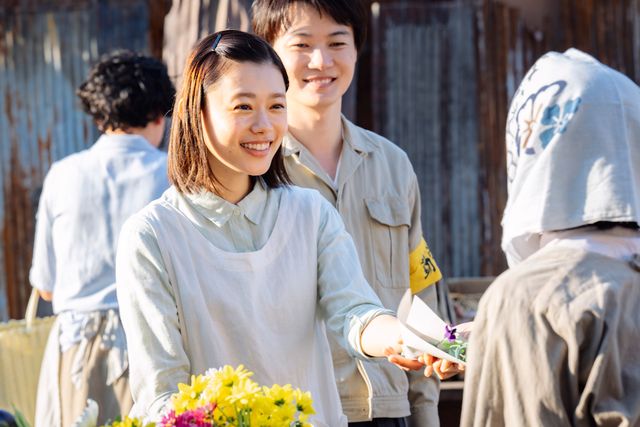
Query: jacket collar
281 115 377 157
91 133 157 153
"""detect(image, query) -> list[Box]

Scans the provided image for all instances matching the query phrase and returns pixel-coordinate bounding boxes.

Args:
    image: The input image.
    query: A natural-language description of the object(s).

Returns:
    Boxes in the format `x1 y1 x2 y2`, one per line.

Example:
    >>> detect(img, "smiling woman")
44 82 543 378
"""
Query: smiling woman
115 29 419 426
167 30 291 201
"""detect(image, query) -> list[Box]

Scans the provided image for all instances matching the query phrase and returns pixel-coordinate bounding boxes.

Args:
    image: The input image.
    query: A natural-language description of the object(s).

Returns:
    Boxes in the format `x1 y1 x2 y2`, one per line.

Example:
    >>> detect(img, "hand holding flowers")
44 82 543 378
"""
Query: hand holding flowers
421 322 472 380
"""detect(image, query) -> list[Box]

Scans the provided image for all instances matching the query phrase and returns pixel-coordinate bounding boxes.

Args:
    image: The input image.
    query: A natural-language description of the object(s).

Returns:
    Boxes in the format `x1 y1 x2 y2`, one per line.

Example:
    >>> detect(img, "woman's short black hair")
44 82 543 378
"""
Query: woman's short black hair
77 50 175 131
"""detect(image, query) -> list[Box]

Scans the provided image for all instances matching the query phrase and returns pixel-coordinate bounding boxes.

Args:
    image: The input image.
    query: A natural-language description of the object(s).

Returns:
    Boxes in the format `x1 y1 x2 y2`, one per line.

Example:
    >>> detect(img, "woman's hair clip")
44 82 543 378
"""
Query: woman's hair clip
211 33 223 52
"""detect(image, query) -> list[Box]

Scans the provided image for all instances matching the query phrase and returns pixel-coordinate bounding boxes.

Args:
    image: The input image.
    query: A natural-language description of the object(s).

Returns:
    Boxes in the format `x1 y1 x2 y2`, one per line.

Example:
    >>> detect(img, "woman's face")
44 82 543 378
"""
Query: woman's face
202 61 287 191
272 3 357 111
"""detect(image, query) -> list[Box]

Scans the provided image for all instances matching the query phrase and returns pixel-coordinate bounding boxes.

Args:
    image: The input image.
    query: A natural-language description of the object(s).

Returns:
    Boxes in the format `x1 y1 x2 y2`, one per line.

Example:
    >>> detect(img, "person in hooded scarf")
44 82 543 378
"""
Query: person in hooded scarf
428 49 640 426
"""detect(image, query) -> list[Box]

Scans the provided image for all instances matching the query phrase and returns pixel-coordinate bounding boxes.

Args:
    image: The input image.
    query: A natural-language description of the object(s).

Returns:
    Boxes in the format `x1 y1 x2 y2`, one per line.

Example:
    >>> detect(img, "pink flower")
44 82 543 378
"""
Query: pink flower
160 404 216 427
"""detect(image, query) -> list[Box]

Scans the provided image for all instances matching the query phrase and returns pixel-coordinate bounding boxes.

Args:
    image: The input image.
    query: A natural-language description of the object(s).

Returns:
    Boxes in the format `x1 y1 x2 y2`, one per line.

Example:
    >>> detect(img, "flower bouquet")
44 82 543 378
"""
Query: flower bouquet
5 365 313 427
159 365 315 427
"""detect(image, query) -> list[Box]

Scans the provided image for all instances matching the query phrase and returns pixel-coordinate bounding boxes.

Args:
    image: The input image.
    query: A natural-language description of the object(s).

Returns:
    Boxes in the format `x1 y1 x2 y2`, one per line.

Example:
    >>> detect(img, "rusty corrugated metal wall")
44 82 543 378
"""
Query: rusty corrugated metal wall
370 2 482 278
0 0 156 320
2 0 639 318
365 0 640 278
162 0 252 87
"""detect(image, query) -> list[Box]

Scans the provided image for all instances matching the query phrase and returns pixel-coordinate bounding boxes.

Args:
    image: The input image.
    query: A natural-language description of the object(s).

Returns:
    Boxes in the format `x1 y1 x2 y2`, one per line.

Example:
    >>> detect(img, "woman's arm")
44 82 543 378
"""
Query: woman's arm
358 314 423 370
116 216 190 419
314 196 421 370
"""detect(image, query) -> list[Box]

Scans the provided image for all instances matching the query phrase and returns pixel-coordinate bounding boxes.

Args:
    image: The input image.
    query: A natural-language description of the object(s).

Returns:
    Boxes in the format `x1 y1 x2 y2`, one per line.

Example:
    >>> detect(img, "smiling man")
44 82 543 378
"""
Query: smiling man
252 2 443 426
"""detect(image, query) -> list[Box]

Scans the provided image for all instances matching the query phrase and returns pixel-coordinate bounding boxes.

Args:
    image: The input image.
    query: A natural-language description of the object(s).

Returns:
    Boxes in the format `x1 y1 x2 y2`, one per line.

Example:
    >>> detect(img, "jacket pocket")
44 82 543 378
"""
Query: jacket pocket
364 197 411 289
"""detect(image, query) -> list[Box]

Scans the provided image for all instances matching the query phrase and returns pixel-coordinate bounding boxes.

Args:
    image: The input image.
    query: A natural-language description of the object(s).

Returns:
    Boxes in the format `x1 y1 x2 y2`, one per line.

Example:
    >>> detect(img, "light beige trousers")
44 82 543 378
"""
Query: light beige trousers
59 329 133 426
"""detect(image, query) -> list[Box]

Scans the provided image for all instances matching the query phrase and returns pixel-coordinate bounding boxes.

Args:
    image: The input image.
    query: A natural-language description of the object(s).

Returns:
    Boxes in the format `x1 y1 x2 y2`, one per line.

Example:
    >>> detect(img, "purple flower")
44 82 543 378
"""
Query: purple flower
444 325 457 342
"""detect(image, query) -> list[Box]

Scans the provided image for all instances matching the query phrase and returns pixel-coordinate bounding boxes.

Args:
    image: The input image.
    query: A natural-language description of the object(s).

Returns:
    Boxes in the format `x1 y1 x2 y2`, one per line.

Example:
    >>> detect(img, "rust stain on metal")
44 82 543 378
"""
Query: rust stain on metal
37 130 53 170
148 0 171 60
5 90 15 126
3 119 36 319
0 24 6 58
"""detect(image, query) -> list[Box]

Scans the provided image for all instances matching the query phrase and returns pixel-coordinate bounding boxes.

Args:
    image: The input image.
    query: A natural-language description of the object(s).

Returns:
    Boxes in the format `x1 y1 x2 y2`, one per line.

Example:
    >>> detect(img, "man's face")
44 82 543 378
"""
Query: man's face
272 3 357 111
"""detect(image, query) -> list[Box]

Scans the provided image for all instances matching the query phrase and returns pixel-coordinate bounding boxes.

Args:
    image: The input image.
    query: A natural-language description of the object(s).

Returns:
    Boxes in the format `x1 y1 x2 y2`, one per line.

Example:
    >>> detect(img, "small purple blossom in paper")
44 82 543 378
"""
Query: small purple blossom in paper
438 325 468 363
444 325 457 342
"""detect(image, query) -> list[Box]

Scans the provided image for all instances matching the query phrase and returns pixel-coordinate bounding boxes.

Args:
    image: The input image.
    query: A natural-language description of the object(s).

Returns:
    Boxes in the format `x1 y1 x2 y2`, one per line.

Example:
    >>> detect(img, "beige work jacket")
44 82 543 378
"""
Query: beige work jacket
282 117 440 425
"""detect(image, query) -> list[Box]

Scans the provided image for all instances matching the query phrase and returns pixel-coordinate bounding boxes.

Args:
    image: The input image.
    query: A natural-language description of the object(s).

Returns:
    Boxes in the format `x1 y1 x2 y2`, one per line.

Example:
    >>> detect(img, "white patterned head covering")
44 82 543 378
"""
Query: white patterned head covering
501 48 640 266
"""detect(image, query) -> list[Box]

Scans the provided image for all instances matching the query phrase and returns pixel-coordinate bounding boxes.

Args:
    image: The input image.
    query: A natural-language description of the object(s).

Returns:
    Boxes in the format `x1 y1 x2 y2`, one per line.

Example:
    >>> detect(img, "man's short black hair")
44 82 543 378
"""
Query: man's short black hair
77 50 175 131
252 0 368 52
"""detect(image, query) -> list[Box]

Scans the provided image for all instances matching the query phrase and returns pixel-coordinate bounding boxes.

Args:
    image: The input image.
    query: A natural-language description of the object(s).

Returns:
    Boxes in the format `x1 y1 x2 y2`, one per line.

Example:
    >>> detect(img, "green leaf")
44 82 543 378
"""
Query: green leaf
11 408 31 427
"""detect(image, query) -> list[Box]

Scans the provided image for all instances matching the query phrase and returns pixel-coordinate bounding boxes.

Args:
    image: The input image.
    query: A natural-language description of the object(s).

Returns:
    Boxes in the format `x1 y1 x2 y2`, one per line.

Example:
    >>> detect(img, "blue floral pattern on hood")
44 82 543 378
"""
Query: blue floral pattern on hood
539 98 582 148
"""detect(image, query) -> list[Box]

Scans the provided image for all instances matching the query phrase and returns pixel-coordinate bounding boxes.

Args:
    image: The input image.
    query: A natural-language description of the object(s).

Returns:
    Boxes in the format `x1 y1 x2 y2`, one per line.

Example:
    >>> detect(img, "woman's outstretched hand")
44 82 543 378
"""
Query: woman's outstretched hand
384 345 424 371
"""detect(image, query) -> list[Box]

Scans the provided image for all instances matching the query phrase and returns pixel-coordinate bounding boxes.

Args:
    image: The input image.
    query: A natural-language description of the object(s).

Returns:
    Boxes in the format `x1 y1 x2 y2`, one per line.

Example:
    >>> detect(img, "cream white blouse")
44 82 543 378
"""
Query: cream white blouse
116 183 391 426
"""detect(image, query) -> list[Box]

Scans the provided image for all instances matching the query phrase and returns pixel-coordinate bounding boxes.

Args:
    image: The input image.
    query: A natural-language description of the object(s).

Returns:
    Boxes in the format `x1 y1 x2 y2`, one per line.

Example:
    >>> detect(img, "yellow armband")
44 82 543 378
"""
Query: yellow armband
408 238 442 294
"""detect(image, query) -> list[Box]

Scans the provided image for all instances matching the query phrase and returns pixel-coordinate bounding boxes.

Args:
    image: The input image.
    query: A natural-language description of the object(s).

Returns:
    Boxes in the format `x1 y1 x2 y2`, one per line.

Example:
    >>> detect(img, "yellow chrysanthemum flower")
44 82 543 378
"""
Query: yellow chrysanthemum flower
265 384 294 406
263 384 296 423
106 416 154 427
294 389 315 419
172 374 211 414
198 381 222 407
213 400 238 424
210 364 253 389
226 378 261 407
